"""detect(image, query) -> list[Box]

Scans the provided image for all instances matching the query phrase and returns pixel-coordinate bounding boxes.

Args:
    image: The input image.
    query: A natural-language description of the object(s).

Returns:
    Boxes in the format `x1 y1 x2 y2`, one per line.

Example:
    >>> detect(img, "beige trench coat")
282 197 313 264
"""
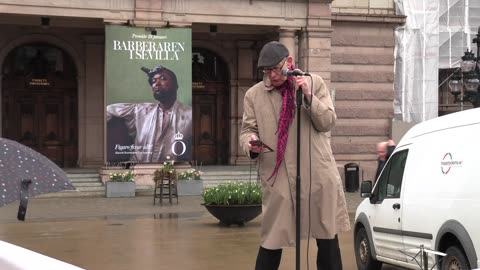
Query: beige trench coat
239 75 350 249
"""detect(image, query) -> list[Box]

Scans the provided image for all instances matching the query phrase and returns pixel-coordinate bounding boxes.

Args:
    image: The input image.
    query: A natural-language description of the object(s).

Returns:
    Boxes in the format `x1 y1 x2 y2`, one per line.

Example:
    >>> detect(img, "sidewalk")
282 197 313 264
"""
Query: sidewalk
0 191 364 223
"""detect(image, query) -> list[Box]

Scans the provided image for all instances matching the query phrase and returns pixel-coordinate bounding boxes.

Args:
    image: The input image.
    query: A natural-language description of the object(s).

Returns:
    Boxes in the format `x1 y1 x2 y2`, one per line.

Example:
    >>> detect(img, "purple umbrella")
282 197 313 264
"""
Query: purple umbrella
0 138 76 220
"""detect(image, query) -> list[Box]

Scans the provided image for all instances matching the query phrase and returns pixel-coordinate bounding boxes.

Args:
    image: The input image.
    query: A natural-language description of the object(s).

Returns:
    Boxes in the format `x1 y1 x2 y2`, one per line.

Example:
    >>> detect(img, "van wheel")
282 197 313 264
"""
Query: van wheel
441 246 469 270
355 227 382 270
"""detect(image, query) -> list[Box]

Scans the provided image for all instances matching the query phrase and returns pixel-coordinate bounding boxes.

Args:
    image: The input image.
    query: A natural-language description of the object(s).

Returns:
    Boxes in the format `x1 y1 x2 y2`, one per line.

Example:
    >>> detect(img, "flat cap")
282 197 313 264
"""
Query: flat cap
257 41 289 68
141 65 165 86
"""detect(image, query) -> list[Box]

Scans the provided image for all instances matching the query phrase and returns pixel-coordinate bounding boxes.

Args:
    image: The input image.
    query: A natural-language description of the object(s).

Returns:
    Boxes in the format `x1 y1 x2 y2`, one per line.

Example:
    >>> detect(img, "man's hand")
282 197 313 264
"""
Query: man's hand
248 135 263 153
293 70 312 104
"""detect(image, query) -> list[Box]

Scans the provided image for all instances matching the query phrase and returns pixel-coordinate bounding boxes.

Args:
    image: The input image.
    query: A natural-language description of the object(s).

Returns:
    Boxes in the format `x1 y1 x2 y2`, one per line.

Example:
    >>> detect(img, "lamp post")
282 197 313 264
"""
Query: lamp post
448 27 480 108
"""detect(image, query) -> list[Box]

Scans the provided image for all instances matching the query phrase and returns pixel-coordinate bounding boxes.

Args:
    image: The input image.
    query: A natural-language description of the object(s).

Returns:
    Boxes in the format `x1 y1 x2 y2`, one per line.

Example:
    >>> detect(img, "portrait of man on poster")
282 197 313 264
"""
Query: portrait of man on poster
106 65 192 163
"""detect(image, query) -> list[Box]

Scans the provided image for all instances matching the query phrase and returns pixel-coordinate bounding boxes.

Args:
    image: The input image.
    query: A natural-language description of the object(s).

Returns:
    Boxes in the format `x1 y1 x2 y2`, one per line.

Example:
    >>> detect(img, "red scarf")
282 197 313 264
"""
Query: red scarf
267 70 296 186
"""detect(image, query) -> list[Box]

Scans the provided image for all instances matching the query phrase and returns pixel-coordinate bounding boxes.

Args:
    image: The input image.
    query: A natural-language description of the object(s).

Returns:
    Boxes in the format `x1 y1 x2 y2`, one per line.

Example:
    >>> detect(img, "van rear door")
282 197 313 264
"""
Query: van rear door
369 149 409 263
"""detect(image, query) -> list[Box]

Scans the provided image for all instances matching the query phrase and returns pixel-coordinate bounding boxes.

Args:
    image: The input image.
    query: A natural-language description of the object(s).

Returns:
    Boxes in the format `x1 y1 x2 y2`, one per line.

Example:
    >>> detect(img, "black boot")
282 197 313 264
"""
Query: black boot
316 235 343 270
255 246 282 270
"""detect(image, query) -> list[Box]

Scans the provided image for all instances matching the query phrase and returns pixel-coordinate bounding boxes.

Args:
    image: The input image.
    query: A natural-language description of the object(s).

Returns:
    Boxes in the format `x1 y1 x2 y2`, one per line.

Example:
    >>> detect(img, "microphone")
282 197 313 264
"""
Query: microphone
282 69 310 76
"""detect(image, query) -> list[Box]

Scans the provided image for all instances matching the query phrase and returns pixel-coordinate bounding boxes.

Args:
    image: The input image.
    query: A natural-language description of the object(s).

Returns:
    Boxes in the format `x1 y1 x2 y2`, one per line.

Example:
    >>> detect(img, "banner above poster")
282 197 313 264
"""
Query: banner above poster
105 25 192 164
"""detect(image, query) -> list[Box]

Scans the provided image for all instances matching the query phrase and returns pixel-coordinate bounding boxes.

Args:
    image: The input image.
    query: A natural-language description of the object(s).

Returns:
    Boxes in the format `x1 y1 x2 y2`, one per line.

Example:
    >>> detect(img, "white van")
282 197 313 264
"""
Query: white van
354 108 480 270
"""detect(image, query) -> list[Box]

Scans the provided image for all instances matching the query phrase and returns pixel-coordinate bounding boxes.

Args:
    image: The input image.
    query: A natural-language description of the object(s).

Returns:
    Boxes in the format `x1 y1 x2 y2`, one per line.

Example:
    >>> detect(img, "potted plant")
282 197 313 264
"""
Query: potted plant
158 161 176 175
177 168 204 196
153 161 177 186
202 182 262 226
105 170 135 198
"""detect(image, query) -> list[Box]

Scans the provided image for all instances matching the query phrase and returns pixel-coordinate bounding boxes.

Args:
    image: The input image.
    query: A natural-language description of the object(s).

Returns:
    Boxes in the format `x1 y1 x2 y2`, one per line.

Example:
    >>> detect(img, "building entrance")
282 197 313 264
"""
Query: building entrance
1 44 78 167
192 48 229 165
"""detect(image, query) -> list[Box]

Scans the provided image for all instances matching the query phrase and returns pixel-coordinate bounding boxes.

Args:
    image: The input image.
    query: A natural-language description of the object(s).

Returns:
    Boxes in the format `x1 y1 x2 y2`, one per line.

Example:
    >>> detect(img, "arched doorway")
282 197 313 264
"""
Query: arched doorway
1 44 78 168
192 48 229 165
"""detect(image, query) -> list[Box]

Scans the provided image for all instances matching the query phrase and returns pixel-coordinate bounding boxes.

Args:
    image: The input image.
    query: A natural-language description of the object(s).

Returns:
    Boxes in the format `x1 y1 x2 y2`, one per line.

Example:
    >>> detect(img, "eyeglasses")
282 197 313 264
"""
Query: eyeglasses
262 58 287 75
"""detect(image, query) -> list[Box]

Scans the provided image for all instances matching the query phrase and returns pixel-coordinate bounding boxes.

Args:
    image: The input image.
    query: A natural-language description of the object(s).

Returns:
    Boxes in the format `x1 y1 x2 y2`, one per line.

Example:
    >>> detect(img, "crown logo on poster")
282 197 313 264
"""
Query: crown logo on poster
174 132 184 141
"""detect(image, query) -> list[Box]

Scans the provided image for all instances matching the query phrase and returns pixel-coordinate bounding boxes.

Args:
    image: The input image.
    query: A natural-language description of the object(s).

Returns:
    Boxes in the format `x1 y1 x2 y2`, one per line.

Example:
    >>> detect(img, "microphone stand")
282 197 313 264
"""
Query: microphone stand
295 87 302 270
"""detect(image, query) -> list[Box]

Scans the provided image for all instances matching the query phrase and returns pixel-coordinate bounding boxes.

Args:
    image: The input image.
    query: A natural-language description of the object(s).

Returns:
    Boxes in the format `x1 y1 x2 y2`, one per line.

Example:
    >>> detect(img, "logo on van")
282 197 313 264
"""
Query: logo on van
441 152 463 175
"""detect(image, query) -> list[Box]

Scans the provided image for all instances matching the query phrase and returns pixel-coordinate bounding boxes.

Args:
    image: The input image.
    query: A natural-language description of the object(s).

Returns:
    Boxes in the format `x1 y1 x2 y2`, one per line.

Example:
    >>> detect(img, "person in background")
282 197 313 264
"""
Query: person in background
375 139 396 180
239 41 350 270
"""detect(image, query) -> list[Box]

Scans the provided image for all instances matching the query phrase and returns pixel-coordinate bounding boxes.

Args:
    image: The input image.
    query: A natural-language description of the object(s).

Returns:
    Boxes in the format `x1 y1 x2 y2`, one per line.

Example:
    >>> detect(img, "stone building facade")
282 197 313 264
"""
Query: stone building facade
0 0 404 180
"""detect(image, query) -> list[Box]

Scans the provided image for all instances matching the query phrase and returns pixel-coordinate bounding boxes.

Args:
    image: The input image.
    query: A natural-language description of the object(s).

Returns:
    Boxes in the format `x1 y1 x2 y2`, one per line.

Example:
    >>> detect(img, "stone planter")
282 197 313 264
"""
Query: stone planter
203 204 262 226
105 182 136 198
177 179 204 196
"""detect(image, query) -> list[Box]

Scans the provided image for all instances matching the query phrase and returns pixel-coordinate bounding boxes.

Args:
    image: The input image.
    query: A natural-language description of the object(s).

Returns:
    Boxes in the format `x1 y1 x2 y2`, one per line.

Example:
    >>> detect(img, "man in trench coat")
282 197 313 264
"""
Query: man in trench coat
239 41 350 270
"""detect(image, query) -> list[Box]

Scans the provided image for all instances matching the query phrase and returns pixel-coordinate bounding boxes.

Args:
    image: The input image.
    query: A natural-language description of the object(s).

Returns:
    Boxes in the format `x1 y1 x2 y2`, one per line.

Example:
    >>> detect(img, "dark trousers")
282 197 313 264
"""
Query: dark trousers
254 235 343 270
316 235 343 270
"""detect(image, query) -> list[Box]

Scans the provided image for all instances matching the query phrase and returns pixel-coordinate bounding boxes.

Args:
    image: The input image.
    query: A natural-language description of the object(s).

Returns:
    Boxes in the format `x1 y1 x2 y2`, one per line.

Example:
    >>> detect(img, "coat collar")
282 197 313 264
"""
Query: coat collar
262 74 297 92
260 76 282 125
262 74 275 91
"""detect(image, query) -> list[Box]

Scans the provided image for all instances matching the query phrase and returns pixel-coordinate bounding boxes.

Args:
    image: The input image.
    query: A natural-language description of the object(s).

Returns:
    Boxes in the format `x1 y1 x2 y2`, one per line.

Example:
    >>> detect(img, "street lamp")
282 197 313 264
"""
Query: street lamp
448 27 480 108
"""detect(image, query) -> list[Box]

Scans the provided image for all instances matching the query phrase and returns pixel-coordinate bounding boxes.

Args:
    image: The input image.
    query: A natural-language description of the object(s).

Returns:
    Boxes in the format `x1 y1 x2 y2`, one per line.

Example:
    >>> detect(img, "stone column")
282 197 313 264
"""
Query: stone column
81 35 105 167
77 73 86 166
298 27 333 86
298 1 334 87
297 2 334 146
234 41 256 165
279 28 298 64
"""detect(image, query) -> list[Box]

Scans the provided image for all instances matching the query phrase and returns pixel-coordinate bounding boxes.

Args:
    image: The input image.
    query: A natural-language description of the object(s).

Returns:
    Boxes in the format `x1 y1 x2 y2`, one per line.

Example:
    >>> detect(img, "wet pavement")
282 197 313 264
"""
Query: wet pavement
0 193 403 269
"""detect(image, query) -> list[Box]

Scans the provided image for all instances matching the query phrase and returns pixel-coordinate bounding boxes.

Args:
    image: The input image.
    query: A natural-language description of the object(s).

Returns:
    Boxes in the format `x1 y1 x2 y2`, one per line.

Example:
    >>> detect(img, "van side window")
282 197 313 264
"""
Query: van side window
373 149 409 202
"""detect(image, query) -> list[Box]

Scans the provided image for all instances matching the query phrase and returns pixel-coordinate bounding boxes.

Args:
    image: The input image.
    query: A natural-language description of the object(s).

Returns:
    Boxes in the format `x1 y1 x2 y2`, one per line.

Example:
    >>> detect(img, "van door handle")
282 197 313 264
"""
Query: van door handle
393 203 401 210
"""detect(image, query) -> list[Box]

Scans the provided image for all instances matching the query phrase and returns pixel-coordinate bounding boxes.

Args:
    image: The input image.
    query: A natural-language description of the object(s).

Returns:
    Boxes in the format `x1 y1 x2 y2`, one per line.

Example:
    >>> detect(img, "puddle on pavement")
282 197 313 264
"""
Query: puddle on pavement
6 211 207 224
104 211 205 221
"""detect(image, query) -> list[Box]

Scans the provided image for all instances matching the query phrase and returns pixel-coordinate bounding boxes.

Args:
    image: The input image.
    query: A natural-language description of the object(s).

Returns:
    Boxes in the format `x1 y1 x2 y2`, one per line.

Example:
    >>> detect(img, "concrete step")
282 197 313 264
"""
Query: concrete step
65 170 103 196
42 166 258 198
134 166 258 195
63 168 99 174
201 174 257 180
75 186 105 192
200 170 254 176
199 165 253 172
67 173 101 179
36 190 105 198
68 178 101 184
67 176 101 185
71 182 103 187
199 166 257 183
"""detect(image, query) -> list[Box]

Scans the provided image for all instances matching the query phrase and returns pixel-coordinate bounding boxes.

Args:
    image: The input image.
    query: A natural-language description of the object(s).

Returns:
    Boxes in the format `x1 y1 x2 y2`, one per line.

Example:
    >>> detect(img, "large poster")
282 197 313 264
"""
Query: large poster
105 25 192 164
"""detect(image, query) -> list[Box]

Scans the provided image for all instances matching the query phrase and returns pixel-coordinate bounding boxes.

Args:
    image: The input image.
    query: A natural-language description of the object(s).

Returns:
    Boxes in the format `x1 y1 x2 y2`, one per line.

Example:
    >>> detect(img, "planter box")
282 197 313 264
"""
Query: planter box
177 179 204 196
203 204 262 226
105 182 136 198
